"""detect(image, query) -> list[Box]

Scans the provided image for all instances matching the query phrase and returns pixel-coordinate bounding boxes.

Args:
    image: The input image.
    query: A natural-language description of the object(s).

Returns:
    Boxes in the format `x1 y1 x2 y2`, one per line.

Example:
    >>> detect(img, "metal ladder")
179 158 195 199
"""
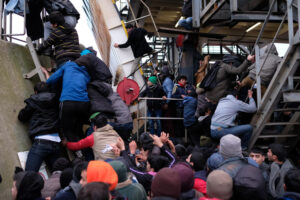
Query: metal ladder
249 0 300 150
23 37 46 82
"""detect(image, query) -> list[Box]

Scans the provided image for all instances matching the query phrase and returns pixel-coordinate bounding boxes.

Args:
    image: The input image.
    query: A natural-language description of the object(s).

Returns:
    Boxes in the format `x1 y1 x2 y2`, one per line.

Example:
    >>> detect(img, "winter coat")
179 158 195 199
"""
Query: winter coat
41 171 61 199
269 159 294 198
18 92 59 138
180 189 203 200
75 49 112 83
108 90 133 125
46 61 90 102
140 84 166 111
218 157 252 178
248 44 281 86
182 0 192 17
87 81 114 116
194 171 207 196
205 60 251 103
43 0 80 19
115 180 148 200
183 96 197 127
54 180 80 200
277 192 300 200
162 77 174 104
195 94 208 117
172 84 194 108
37 23 80 64
118 28 153 58
92 124 120 160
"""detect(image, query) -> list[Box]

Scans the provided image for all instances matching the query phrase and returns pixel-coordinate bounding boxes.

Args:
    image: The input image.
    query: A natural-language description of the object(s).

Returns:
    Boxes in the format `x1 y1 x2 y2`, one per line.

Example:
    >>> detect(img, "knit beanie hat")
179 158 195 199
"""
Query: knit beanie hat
172 162 194 192
151 168 181 199
148 76 157 85
219 134 242 160
108 160 128 183
207 153 224 171
206 170 233 200
87 161 118 191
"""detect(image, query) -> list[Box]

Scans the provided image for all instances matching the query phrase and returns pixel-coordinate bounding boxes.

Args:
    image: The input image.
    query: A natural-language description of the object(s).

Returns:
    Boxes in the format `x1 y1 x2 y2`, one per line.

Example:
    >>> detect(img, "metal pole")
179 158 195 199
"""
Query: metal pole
144 99 147 133
251 0 277 55
0 0 3 38
126 0 139 28
9 13 12 42
125 14 150 24
255 44 262 109
137 100 140 141
287 0 294 46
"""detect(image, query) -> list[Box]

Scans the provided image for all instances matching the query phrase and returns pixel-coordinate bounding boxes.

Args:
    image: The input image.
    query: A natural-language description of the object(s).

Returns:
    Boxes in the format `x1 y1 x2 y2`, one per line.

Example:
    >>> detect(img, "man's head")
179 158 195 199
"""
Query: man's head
190 151 205 171
219 134 242 160
206 170 233 200
49 11 65 27
125 24 134 33
147 76 157 86
249 148 265 165
284 169 300 193
177 75 187 86
90 113 108 130
267 143 287 163
34 82 49 94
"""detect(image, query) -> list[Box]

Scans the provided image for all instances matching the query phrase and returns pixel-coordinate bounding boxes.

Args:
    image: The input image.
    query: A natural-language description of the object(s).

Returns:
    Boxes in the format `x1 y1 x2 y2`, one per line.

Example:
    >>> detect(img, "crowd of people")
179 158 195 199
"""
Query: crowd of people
5 0 300 200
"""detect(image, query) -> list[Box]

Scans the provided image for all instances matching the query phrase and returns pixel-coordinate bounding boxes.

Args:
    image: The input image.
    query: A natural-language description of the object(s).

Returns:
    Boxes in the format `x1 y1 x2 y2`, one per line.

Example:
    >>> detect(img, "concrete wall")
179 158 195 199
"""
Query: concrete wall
0 40 49 199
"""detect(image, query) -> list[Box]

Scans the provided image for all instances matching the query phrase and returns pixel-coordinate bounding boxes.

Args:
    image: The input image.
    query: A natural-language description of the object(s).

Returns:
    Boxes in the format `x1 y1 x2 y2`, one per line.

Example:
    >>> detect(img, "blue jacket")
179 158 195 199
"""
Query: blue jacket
162 77 174 104
183 96 197 127
172 84 194 108
47 61 90 102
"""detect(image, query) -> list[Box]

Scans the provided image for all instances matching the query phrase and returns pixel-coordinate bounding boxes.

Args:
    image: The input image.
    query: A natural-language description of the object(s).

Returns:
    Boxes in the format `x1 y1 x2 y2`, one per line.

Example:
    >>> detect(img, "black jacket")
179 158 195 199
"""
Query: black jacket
26 0 80 40
37 23 80 64
182 0 192 17
118 28 153 58
75 49 113 83
43 0 80 19
18 92 59 139
87 81 115 117
140 85 166 111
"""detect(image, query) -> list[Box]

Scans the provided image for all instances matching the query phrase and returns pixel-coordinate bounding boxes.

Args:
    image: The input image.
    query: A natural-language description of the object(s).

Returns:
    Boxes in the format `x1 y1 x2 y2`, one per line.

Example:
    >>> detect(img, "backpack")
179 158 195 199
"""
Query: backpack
199 61 221 91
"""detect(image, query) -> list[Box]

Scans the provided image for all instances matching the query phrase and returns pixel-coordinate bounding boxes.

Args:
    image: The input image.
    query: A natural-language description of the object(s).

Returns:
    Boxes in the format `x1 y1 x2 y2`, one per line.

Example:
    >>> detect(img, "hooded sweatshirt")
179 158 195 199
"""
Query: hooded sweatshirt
87 160 118 191
17 172 44 200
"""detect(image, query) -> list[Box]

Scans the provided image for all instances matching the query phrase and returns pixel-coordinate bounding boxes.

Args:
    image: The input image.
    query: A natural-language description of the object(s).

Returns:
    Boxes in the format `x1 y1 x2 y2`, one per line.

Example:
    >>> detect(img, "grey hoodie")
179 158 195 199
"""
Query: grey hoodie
248 44 281 86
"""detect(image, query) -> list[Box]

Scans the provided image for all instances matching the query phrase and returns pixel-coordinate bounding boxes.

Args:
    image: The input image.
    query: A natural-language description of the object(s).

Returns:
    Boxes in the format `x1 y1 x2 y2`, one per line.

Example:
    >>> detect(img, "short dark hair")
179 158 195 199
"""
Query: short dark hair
52 157 71 172
91 114 108 129
250 147 265 156
34 82 49 93
125 24 134 29
191 151 205 171
148 154 170 172
269 143 287 162
78 182 110 200
73 161 89 183
60 168 73 189
49 11 65 25
284 169 300 193
178 75 187 82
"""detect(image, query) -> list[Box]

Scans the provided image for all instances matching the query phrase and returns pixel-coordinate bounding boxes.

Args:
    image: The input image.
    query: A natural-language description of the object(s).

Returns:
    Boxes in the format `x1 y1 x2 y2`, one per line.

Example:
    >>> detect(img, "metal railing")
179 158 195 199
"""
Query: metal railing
0 0 27 42
137 97 188 141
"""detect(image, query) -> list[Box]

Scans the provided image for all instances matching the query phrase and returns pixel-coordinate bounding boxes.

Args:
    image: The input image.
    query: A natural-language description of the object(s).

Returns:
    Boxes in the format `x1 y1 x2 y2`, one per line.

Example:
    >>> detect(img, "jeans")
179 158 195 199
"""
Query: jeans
109 122 133 143
44 16 77 40
179 17 193 30
147 109 162 136
210 124 253 148
25 139 60 172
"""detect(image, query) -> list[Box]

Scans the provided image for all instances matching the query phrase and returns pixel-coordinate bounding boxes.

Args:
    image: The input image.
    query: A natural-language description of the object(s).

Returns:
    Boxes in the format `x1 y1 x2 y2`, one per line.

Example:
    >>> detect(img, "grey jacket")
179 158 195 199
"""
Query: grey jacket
108 92 133 125
248 44 281 86
269 159 294 198
206 60 251 103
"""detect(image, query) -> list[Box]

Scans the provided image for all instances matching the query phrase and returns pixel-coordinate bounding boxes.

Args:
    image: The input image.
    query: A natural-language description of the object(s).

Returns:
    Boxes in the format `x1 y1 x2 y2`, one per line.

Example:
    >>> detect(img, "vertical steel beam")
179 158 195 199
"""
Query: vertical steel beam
0 0 3 37
255 44 262 109
287 0 294 46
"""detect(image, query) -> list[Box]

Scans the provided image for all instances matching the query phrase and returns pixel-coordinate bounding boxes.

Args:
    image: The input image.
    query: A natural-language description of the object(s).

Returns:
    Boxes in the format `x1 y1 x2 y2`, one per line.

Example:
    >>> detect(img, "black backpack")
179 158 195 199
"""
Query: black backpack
199 61 221 91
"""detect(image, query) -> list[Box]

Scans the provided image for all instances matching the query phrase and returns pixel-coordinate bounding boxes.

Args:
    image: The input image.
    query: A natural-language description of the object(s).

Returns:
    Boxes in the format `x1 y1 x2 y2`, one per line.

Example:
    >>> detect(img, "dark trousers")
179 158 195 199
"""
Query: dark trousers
175 108 185 137
60 101 90 142
109 122 133 143
25 139 60 172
